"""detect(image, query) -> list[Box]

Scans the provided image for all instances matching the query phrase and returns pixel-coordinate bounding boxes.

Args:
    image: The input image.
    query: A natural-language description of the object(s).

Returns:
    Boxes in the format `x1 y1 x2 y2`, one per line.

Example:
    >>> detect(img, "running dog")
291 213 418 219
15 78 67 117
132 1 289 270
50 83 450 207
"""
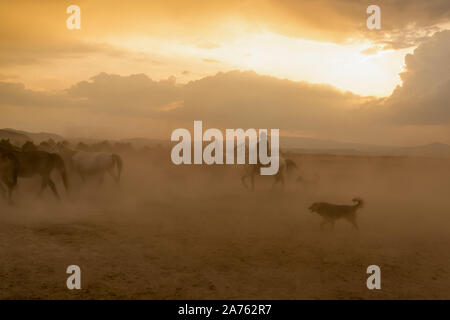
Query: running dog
309 198 364 230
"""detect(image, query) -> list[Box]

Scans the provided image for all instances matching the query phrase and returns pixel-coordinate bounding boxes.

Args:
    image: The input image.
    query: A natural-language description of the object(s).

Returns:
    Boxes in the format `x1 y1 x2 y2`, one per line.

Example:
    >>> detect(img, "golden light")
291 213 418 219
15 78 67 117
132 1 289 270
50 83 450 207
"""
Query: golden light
111 31 414 97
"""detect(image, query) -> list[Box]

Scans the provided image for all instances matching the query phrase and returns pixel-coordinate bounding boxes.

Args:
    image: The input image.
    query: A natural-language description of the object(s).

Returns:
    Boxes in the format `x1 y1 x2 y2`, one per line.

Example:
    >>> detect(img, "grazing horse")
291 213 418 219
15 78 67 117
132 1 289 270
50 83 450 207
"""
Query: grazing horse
241 156 298 191
71 151 123 184
0 139 69 199
0 151 19 203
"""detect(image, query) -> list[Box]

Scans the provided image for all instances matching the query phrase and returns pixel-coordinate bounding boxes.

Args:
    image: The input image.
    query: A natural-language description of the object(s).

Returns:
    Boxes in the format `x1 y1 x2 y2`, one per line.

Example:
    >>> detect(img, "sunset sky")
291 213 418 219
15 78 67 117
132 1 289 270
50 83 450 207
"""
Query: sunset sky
0 0 449 145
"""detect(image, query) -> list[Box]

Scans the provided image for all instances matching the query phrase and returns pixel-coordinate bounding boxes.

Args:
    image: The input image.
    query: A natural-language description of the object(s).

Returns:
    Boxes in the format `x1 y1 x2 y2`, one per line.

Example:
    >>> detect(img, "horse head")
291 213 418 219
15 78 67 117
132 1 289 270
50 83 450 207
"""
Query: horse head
0 139 14 150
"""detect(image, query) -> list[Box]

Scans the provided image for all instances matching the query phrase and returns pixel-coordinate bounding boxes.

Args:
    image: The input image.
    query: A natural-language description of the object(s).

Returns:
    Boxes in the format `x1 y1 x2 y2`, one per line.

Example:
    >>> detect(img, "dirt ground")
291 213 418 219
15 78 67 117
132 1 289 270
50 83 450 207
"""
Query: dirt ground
1 152 449 299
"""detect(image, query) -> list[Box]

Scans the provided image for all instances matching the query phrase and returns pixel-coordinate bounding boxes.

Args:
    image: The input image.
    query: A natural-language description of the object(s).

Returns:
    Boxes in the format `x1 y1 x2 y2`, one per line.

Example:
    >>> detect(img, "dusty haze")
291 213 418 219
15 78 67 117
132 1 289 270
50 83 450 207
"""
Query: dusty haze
1 0 449 300
1 149 449 299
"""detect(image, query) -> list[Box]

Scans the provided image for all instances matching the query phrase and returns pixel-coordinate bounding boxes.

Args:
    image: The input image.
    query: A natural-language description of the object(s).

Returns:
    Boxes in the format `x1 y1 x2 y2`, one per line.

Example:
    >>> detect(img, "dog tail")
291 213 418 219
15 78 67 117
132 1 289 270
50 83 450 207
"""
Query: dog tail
352 197 364 209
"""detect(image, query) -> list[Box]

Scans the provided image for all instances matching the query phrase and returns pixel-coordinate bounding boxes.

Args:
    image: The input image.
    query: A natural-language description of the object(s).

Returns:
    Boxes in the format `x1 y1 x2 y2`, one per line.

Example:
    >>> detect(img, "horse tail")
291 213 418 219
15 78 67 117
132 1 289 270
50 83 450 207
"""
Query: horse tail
51 153 69 192
111 154 123 182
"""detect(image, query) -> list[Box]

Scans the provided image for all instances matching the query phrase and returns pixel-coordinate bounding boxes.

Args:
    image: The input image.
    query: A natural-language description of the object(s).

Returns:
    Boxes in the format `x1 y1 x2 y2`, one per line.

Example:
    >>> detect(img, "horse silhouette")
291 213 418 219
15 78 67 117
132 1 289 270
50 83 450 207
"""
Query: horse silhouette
0 150 19 203
71 150 123 184
0 139 69 199
241 156 298 190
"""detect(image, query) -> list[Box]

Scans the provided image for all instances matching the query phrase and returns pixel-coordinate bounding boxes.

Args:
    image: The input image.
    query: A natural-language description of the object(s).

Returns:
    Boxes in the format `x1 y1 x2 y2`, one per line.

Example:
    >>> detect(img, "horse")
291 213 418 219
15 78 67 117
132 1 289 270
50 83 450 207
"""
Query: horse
39 143 123 185
0 151 19 203
0 139 69 199
241 156 298 191
71 150 123 184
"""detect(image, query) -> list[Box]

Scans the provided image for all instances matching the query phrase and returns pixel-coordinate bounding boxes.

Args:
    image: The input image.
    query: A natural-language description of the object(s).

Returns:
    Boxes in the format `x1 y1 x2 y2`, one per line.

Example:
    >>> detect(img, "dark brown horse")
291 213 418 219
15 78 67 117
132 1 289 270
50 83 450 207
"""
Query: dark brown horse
0 151 19 203
0 139 69 199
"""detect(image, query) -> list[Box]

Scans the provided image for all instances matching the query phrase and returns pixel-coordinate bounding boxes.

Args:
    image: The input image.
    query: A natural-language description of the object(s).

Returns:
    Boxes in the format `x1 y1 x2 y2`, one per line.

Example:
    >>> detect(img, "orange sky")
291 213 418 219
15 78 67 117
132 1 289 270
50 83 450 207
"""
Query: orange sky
0 1 449 144
1 0 447 95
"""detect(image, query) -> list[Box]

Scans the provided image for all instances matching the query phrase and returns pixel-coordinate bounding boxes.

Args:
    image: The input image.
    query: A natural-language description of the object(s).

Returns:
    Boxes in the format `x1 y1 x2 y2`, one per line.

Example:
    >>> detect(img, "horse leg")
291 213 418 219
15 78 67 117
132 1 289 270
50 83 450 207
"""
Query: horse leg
47 179 61 200
241 174 249 190
77 169 86 183
0 180 14 205
1 173 16 204
271 174 281 190
274 169 286 190
98 174 104 186
0 180 6 199
37 175 49 197
107 168 118 183
320 220 327 231
0 180 8 203
6 183 15 205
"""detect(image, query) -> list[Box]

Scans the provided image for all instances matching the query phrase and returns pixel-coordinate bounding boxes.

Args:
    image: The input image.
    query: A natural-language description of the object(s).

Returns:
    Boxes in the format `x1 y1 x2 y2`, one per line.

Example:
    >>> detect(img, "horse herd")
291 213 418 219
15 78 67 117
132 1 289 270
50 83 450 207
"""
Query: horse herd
0 139 122 203
0 137 306 204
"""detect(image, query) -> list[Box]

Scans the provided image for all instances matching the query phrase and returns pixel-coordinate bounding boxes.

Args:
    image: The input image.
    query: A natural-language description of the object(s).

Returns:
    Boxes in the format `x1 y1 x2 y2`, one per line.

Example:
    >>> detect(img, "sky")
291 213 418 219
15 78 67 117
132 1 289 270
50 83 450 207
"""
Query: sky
0 0 449 145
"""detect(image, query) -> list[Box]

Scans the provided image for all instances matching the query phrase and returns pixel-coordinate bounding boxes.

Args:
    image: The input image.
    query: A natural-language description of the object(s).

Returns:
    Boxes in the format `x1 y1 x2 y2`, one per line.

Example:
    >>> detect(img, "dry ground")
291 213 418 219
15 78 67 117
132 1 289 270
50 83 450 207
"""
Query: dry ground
1 152 449 299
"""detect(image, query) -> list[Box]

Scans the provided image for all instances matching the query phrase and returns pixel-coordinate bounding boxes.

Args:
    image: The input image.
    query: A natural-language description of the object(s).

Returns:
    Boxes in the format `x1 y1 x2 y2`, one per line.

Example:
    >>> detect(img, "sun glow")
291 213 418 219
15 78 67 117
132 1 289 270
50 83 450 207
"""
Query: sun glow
112 31 414 97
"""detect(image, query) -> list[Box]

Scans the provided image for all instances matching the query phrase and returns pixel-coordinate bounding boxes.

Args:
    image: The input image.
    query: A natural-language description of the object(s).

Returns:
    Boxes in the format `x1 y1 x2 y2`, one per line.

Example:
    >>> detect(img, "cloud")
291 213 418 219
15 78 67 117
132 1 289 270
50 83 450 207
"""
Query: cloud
202 59 221 63
1 31 449 143
387 30 450 124
1 0 448 65
269 0 450 48
0 40 127 67
0 82 65 107
0 71 378 141
177 71 371 130
0 73 18 81
66 73 181 116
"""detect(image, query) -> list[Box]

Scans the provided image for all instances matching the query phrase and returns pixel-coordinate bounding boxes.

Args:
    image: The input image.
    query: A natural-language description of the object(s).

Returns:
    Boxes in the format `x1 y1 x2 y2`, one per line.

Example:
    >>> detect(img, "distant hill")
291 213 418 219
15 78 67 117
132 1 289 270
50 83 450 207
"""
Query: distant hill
0 129 31 143
122 137 169 148
286 140 450 158
286 148 366 156
1 127 449 158
396 143 450 158
0 128 64 143
280 136 365 150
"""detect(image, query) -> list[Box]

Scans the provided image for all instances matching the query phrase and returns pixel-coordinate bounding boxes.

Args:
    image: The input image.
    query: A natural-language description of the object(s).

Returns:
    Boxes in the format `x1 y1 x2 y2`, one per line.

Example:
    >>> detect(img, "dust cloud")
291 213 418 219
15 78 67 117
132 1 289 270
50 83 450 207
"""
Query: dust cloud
1 148 449 299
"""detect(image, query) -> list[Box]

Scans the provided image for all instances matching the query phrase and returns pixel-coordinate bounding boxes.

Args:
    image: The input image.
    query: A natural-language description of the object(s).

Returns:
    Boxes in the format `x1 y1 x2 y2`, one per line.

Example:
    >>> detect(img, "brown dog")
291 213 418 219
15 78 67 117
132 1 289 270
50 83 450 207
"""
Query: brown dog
309 198 364 230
